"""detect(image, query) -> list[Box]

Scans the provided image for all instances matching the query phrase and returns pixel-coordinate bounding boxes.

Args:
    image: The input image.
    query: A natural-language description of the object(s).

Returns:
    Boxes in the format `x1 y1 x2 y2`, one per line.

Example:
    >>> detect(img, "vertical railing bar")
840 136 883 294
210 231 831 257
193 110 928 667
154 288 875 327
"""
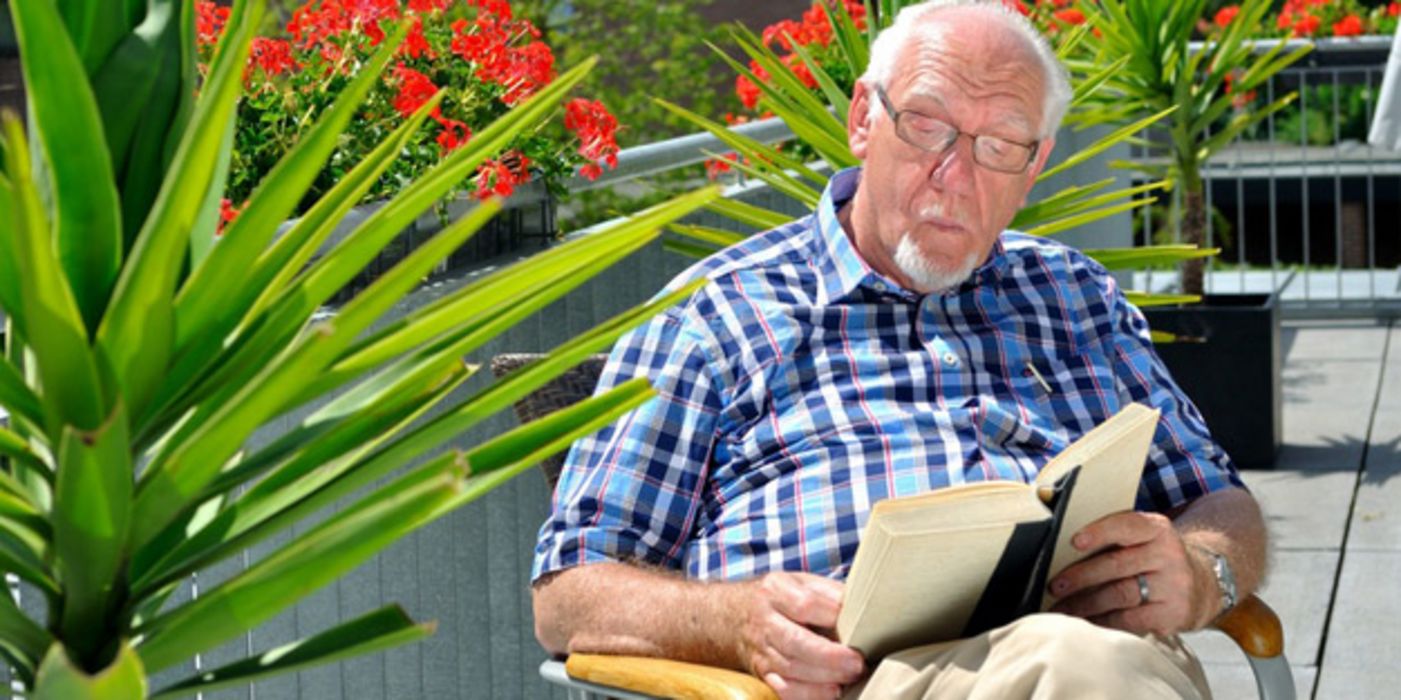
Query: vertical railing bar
1143 123 1155 295
1333 68 1343 305
1235 111 1246 295
1366 67 1378 303
1172 178 1182 293
1268 75 1280 300
1300 69 1311 304
1205 119 1214 294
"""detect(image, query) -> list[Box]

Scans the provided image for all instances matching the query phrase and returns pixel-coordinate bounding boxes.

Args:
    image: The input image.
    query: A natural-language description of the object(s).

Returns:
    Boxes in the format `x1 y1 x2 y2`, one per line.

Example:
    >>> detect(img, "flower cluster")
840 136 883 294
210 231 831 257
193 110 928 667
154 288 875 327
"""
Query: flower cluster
736 0 866 111
197 0 621 223
564 98 620 180
1209 0 1399 39
1003 0 1089 35
719 1 864 177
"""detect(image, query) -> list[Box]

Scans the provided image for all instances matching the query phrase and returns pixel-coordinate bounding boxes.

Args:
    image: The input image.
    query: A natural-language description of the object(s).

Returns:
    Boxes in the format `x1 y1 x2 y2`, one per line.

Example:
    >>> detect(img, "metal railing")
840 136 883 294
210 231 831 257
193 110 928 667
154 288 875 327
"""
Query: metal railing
1134 37 1401 317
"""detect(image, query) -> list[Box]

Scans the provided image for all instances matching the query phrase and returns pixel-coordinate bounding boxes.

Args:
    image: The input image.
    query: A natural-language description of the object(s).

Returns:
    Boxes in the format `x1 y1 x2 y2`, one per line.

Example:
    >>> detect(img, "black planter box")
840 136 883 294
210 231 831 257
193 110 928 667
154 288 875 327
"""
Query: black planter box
1142 293 1282 469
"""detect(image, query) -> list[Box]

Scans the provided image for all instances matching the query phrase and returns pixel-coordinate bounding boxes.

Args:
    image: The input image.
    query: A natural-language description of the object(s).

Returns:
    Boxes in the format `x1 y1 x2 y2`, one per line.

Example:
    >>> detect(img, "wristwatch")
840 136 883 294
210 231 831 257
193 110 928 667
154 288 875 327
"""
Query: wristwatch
1200 547 1238 616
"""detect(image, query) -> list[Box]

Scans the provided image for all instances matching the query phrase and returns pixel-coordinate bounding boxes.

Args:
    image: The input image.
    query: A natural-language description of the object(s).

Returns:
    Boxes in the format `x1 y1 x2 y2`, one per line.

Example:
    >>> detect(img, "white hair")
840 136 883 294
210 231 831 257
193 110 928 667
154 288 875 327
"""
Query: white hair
861 0 1071 139
892 234 981 292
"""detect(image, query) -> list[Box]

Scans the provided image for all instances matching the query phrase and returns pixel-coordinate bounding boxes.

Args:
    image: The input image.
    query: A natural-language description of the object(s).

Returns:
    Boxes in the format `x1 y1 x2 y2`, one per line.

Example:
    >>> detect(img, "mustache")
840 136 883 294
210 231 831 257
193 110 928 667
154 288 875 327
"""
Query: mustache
914 202 966 228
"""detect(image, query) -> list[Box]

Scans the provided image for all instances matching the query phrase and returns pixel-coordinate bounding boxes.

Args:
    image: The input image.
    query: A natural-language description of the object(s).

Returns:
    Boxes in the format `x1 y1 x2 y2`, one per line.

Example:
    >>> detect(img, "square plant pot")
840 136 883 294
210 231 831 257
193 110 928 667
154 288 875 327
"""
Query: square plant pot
1142 293 1282 469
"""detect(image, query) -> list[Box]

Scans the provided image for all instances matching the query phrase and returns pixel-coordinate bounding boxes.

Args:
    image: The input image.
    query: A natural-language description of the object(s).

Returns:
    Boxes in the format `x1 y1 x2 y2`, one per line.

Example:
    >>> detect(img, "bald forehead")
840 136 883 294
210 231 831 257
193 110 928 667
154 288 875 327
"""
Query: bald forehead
891 6 1046 132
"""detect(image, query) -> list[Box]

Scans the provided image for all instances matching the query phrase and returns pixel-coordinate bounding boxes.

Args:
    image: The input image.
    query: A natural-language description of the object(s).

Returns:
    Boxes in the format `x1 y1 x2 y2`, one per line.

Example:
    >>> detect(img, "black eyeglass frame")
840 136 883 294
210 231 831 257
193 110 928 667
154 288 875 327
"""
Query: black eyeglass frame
872 84 1040 175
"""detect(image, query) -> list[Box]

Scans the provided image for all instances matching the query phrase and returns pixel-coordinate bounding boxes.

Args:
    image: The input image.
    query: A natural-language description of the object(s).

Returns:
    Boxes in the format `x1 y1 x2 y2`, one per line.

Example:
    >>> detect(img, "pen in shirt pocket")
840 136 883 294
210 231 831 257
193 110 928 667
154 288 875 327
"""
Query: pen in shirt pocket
1023 362 1054 396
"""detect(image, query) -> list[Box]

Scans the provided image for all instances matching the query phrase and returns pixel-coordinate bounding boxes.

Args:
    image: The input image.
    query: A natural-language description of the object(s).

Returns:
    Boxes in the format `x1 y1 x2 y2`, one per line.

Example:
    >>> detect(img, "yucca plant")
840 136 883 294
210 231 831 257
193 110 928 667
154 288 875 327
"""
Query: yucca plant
663 0 1224 309
1069 0 1312 295
0 0 718 696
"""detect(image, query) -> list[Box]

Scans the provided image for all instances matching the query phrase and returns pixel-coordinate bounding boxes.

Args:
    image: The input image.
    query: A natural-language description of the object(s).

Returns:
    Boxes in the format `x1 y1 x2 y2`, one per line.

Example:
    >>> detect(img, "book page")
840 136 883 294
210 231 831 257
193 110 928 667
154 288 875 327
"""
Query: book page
1037 403 1161 609
837 488 1047 658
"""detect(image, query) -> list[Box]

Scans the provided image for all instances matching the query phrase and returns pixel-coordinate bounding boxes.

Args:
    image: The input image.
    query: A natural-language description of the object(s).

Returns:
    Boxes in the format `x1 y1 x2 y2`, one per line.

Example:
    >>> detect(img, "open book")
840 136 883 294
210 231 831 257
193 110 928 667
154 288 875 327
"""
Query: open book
835 403 1161 660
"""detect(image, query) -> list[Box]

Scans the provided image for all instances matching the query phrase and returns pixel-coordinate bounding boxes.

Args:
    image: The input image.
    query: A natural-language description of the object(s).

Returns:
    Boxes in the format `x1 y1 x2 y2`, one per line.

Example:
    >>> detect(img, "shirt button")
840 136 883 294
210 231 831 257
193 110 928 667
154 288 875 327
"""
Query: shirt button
873 281 887 293
942 352 959 367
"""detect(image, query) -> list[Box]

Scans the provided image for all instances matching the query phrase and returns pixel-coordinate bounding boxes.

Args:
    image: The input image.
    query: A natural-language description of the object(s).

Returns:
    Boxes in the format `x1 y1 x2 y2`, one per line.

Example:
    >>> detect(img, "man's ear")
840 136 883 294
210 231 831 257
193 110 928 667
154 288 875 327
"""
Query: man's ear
849 81 873 160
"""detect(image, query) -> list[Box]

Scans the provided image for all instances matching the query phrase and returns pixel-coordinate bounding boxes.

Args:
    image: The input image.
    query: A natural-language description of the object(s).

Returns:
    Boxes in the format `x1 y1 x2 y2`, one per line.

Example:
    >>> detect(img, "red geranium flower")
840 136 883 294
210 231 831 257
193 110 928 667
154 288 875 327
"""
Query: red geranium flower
249 37 298 78
408 0 452 12
400 16 434 59
391 63 439 117
1003 0 1032 17
1214 5 1241 29
1292 13 1322 37
474 152 531 199
1331 14 1364 37
217 198 244 237
564 98 620 180
196 1 231 47
434 115 471 154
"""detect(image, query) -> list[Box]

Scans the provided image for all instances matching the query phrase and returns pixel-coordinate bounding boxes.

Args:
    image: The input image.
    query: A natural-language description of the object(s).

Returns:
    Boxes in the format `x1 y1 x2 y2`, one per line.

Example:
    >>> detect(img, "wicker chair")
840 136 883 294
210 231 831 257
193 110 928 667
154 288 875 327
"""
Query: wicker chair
494 353 1294 700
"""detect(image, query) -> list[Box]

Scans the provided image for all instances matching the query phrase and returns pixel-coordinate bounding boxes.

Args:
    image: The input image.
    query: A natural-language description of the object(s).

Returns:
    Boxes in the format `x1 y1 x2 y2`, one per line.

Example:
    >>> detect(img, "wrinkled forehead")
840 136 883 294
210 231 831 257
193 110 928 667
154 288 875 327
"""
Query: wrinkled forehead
888 8 1047 132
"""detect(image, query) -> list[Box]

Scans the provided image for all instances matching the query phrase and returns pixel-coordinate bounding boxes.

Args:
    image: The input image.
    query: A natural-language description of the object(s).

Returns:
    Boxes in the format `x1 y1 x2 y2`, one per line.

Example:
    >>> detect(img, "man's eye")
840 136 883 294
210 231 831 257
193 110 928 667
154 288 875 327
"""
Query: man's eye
901 114 947 135
981 138 1010 156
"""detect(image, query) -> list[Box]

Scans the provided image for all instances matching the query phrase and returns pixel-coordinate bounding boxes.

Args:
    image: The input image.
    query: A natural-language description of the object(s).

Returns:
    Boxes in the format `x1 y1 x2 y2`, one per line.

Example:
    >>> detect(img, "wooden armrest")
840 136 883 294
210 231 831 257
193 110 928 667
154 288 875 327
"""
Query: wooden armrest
565 653 779 700
563 598 1283 698
1212 593 1284 659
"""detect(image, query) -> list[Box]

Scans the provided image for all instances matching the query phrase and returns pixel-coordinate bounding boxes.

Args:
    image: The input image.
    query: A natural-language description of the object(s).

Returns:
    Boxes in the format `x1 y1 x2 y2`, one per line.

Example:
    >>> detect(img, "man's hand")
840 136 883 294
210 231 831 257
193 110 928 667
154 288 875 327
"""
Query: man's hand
1046 511 1218 636
735 572 866 700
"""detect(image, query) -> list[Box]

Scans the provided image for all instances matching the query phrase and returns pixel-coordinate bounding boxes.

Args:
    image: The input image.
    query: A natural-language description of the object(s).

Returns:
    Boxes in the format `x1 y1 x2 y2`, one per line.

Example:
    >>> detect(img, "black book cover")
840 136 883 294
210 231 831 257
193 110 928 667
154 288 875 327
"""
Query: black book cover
959 466 1081 637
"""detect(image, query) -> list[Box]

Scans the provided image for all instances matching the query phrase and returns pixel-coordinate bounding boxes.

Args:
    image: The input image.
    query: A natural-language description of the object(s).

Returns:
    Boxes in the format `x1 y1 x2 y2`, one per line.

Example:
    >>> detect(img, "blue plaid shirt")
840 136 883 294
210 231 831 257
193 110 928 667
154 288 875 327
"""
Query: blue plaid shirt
533 167 1242 583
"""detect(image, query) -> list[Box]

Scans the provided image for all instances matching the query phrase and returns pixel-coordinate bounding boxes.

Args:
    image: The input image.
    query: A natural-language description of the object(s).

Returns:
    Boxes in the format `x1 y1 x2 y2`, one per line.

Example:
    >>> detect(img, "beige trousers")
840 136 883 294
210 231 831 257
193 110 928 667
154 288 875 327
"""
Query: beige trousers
847 613 1212 699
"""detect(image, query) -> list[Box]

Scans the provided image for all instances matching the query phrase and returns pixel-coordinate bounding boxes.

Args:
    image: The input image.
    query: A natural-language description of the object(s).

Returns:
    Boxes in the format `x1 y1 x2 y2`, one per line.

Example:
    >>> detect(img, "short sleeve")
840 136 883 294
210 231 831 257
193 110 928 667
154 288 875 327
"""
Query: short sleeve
531 303 727 582
1107 288 1246 512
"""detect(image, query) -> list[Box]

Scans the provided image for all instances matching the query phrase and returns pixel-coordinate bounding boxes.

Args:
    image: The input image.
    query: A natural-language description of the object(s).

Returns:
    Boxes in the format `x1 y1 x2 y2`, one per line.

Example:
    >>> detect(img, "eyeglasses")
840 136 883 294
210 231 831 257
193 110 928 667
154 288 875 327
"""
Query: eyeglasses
873 84 1039 174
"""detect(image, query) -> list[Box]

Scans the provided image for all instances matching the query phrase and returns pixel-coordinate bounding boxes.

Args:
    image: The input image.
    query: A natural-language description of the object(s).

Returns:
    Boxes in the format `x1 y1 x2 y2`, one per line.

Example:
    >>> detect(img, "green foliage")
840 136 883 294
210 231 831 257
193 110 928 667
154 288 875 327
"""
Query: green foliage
517 0 733 146
0 0 717 693
1068 0 1312 294
205 1 620 212
513 0 736 233
1267 82 1379 146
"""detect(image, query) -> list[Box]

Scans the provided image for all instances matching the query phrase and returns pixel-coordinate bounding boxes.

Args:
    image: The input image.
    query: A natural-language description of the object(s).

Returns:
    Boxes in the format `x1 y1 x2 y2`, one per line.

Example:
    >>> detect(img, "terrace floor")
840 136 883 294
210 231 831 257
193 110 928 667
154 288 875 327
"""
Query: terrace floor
1182 318 1401 699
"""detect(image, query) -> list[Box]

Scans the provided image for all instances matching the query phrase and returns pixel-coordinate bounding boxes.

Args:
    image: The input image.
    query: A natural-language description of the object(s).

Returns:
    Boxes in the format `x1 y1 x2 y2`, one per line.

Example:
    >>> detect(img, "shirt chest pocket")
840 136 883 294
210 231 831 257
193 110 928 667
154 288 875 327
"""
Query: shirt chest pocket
1005 345 1121 437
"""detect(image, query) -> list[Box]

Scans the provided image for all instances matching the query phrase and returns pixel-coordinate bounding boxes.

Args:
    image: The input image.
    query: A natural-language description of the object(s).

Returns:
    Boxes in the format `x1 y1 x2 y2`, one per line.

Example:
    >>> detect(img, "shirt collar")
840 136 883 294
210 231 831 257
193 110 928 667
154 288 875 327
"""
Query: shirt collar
814 167 1008 304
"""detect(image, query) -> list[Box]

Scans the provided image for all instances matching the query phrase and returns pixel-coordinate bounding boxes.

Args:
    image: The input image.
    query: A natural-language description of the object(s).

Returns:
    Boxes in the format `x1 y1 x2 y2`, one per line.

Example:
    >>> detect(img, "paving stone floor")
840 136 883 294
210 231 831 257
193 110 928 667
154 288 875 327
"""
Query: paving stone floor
1182 318 1400 699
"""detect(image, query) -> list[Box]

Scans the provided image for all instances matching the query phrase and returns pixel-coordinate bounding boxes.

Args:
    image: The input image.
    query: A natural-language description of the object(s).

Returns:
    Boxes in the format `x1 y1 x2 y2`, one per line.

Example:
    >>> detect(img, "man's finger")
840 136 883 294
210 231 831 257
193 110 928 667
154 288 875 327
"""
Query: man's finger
1048 543 1156 599
1072 511 1173 553
764 615 865 684
770 574 844 628
1050 575 1147 619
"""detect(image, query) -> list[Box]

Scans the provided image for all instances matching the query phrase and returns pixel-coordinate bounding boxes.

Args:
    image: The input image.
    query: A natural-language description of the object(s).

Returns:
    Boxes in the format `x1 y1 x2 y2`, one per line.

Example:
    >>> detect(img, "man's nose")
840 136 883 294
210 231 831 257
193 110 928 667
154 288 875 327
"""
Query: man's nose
928 135 975 194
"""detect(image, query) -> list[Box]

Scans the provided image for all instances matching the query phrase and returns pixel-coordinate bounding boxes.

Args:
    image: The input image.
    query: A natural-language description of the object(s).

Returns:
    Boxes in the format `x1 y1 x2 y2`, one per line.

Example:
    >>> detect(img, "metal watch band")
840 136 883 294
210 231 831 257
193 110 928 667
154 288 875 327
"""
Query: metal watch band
1206 549 1238 614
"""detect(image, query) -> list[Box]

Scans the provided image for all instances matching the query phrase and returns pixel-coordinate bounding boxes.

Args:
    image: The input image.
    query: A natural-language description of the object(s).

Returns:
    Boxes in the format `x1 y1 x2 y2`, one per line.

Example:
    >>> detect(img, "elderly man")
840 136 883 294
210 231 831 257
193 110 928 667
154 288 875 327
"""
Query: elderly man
532 1 1266 698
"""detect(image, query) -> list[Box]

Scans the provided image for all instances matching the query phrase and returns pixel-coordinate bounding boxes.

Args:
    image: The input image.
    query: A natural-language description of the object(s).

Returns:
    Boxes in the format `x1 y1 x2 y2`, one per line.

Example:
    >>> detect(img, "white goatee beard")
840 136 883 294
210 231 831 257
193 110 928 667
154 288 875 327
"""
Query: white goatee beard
892 233 981 294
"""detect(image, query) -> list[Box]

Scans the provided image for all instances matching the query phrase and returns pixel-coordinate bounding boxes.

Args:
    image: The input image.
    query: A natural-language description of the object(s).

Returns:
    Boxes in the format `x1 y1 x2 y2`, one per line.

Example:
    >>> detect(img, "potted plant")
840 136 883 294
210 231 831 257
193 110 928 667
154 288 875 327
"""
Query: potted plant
1067 0 1313 467
200 0 622 278
0 0 714 695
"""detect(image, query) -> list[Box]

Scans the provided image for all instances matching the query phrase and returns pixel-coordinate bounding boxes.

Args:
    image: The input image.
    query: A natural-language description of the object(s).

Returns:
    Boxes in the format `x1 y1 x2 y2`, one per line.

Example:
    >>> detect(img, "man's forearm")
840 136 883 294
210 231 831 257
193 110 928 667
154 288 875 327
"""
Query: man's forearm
1172 486 1268 614
533 562 747 668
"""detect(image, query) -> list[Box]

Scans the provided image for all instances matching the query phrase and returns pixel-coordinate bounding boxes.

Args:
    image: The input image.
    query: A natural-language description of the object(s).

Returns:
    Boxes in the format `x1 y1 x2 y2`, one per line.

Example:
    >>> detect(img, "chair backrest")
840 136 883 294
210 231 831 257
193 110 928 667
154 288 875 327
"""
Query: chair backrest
489 353 609 491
